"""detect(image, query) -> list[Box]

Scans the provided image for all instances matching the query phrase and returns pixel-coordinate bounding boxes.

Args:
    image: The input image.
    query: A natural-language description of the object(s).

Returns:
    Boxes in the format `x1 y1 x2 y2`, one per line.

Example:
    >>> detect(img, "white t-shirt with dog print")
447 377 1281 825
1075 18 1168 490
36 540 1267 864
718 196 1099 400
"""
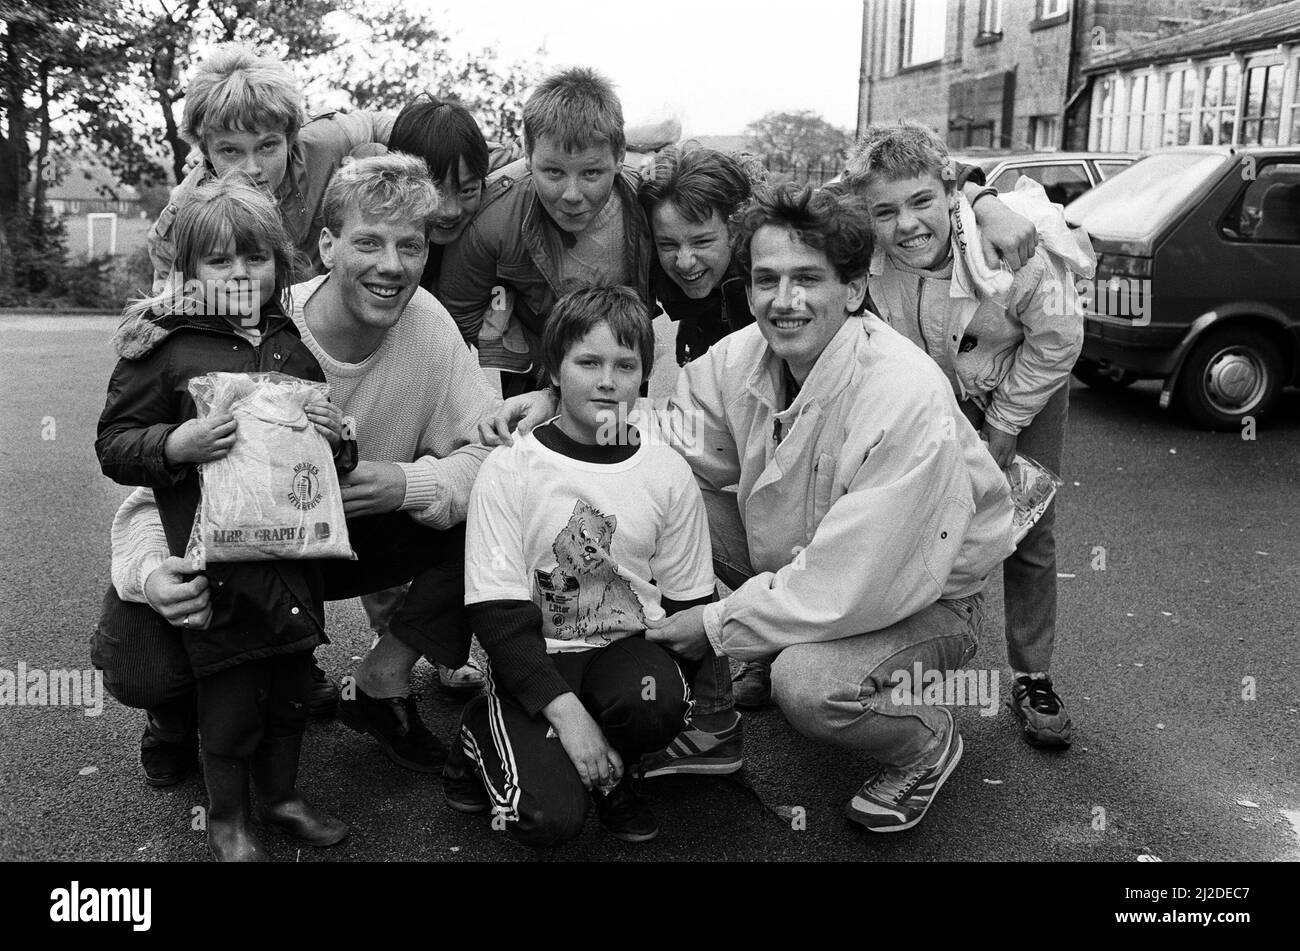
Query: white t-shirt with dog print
464 425 715 653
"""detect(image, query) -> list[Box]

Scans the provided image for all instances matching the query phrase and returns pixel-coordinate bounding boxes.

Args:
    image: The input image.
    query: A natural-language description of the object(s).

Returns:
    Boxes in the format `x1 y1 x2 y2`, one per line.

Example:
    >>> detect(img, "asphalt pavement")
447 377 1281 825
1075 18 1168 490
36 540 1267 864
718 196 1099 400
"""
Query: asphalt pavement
1 313 1297 863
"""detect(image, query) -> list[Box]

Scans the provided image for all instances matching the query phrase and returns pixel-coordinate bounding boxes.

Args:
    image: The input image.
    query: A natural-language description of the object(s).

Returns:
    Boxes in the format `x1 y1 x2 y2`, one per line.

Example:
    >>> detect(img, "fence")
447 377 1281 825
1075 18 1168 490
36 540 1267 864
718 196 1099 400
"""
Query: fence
760 155 845 186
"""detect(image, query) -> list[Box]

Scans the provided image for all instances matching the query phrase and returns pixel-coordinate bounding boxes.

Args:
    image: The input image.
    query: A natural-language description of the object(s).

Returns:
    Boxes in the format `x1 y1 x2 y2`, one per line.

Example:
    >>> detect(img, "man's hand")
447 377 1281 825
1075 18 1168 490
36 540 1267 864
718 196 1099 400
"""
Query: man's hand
164 413 237 465
981 421 1018 471
966 189 1037 271
339 461 406 516
143 556 212 630
306 400 343 449
543 693 623 791
477 390 558 447
646 605 710 662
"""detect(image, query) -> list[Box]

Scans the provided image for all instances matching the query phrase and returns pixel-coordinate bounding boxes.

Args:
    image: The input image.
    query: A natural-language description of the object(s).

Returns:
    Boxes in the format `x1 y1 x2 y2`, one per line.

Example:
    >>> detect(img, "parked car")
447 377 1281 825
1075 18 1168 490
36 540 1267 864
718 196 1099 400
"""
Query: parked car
1064 145 1300 429
949 150 1138 206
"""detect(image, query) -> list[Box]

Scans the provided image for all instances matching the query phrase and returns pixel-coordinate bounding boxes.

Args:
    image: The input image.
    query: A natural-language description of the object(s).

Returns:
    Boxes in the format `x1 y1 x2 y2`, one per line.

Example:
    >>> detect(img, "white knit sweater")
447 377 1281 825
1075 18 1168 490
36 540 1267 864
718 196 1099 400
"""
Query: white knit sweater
110 275 497 602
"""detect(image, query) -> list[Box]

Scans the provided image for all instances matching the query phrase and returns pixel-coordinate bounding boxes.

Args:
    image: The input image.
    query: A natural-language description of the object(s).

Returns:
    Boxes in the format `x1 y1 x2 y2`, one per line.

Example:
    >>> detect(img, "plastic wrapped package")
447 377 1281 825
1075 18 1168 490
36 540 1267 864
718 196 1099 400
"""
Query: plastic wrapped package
1007 453 1063 545
185 371 355 566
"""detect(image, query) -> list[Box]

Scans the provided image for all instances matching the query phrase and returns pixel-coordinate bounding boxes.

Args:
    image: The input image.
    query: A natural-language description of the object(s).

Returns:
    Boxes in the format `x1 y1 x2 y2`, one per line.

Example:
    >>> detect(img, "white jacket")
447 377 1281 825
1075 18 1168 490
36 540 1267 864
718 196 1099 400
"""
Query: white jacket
868 186 1087 435
646 315 1015 660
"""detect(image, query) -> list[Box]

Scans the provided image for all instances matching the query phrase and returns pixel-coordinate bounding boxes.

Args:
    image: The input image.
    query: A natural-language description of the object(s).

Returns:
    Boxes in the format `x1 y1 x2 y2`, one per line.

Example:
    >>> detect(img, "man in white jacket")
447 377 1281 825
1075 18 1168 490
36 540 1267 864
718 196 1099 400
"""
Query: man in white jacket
494 184 1015 832
843 122 1085 749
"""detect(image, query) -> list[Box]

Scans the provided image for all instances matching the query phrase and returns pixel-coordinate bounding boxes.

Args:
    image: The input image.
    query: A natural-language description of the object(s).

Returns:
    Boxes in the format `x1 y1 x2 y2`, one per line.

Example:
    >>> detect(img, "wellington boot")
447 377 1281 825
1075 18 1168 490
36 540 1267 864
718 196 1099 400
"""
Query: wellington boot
202 753 270 862
253 733 348 847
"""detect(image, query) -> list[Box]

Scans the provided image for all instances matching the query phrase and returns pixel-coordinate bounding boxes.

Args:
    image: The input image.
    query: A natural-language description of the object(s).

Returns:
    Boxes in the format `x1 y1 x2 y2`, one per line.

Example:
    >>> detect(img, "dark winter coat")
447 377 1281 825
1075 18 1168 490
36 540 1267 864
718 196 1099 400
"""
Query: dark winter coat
96 304 336 677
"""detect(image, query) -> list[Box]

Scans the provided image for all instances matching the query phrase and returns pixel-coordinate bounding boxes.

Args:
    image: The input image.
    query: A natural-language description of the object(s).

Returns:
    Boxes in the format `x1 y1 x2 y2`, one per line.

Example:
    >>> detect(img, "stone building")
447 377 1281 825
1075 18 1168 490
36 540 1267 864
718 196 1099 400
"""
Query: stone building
856 0 1295 150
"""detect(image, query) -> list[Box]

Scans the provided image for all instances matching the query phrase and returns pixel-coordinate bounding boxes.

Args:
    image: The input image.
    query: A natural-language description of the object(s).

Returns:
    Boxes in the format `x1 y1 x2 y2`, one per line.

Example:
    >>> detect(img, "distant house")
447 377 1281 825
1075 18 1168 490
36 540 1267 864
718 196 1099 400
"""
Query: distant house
47 160 142 217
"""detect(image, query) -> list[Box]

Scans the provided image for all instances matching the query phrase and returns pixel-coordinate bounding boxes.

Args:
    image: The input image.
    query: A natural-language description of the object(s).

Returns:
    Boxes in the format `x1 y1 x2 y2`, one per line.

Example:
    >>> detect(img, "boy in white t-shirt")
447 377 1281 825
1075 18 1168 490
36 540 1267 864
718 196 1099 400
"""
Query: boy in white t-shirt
443 285 716 846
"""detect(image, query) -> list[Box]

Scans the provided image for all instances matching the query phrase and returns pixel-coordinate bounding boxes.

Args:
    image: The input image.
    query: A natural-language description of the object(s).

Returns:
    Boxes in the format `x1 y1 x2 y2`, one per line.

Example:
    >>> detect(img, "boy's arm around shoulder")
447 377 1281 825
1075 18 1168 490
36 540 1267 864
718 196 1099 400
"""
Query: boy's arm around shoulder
984 249 1084 436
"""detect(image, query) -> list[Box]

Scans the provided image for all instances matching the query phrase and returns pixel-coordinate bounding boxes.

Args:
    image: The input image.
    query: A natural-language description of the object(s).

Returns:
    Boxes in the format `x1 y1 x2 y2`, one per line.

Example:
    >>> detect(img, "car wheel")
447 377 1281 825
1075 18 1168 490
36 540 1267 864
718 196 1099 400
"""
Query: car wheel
1072 358 1138 390
1174 328 1283 430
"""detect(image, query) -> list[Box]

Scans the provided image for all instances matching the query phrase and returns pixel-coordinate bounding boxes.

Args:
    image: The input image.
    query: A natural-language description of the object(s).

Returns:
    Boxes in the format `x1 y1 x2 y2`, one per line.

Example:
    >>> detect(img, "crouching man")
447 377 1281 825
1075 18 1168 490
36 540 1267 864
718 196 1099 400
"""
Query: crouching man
489 184 1015 831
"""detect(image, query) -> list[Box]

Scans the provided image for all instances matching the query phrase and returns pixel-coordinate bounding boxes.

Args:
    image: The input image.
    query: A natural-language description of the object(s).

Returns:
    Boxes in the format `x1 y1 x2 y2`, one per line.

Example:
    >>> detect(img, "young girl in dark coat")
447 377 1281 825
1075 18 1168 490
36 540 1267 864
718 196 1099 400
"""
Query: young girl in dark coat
97 175 352 861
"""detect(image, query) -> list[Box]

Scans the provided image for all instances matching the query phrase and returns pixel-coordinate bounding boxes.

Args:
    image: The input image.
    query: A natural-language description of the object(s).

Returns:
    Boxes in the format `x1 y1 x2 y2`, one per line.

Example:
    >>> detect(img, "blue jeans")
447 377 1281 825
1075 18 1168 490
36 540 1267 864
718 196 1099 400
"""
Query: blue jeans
962 383 1068 675
700 486 983 767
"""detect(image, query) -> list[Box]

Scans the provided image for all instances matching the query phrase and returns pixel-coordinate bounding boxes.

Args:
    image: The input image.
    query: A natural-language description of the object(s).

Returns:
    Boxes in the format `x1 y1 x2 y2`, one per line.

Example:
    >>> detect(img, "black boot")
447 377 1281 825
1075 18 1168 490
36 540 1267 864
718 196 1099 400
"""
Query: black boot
202 753 269 862
252 733 349 847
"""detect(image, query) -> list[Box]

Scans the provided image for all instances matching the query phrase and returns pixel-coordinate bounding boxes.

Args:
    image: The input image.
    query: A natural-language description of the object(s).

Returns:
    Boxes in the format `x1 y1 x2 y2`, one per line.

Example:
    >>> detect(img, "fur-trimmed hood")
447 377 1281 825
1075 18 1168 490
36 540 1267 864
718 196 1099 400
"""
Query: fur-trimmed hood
110 305 289 360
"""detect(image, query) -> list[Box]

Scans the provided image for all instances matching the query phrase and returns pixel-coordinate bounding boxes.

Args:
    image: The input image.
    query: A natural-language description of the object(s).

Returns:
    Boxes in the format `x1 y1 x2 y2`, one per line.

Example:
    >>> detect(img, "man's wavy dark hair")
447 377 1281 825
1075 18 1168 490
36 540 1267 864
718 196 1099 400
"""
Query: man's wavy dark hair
731 183 874 284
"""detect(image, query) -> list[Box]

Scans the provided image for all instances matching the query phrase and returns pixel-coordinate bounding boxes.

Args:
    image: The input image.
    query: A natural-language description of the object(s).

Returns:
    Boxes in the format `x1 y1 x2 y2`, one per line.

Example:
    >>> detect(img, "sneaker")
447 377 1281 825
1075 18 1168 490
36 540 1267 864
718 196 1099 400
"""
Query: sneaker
732 659 772 710
437 659 485 693
338 688 447 773
594 777 659 843
639 713 743 778
1008 675 1073 748
139 728 197 788
309 662 340 718
844 707 963 833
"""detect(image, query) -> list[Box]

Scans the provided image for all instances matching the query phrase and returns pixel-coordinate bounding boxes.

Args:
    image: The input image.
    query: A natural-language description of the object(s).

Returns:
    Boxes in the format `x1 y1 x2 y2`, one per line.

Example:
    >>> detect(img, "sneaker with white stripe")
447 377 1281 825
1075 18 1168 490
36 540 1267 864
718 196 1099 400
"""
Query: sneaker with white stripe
844 707 963 832
639 713 743 778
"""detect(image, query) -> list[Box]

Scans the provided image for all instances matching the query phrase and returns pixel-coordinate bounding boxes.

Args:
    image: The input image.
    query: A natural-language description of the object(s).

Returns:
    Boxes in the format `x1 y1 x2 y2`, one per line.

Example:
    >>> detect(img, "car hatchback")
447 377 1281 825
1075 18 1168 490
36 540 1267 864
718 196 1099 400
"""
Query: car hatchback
1065 145 1300 429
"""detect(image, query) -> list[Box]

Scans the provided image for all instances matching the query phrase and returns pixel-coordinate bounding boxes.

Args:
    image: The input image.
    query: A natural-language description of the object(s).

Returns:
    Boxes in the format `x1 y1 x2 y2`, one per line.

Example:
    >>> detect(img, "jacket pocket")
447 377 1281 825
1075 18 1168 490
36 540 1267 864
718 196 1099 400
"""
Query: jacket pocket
805 452 838 540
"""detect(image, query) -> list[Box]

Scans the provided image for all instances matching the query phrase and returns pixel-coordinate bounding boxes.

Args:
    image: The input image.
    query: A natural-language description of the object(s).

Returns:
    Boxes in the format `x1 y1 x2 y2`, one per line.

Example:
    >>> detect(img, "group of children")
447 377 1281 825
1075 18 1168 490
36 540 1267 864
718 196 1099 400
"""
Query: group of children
94 40 1082 859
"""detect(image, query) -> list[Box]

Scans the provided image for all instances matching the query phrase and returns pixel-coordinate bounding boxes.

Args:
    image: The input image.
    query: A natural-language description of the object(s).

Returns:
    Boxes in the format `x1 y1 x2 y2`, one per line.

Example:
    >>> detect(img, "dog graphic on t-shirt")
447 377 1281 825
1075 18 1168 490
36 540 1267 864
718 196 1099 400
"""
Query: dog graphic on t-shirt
535 500 646 645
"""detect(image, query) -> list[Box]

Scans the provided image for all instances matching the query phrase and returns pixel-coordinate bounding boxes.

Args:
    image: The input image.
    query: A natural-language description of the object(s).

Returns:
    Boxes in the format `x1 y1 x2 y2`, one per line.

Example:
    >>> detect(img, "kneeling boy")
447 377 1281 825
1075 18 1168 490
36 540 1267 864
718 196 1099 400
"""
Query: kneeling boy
445 285 715 847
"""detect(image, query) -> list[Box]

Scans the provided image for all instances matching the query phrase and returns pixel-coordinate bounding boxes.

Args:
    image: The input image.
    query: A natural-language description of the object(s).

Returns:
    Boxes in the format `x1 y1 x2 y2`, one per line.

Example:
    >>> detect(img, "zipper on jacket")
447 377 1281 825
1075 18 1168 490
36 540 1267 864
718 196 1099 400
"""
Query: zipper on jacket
916 277 931 356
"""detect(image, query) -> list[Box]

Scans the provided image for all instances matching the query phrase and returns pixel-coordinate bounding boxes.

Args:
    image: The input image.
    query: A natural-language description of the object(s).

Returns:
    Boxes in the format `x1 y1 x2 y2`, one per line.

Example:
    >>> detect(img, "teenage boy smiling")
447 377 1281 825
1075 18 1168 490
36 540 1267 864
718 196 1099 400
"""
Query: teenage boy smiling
438 67 654 394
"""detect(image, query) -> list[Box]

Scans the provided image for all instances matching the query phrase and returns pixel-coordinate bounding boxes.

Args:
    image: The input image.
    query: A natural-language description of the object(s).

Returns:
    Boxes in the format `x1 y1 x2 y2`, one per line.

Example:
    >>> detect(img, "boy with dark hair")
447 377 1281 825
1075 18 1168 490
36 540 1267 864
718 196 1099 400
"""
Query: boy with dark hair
443 284 714 847
437 67 654 396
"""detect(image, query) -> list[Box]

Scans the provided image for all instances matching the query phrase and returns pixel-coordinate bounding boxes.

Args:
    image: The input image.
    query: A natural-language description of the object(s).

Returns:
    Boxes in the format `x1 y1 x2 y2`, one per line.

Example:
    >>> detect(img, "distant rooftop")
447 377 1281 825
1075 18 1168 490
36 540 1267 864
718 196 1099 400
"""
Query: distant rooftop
1084 0 1300 73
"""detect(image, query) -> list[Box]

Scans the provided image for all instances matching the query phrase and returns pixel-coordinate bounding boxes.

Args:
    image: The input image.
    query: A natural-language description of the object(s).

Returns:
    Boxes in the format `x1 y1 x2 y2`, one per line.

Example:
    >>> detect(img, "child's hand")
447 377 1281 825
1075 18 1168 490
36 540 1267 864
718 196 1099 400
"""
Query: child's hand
165 413 237 465
306 400 343 449
544 693 623 791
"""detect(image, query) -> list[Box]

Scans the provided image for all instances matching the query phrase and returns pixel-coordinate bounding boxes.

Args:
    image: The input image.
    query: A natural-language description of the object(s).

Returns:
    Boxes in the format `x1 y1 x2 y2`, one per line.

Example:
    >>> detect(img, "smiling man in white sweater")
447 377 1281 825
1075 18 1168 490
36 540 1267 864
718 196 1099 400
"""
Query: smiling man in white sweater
94 154 498 784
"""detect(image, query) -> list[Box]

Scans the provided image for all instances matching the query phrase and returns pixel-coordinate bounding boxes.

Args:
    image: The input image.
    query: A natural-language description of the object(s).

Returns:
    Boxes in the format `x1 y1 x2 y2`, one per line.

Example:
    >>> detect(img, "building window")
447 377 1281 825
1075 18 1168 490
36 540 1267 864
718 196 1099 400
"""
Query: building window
979 0 1002 35
903 0 947 67
1125 74 1161 150
1291 62 1300 144
1199 62 1239 145
1240 63 1283 145
1090 75 1119 150
1029 115 1060 150
1162 67 1197 146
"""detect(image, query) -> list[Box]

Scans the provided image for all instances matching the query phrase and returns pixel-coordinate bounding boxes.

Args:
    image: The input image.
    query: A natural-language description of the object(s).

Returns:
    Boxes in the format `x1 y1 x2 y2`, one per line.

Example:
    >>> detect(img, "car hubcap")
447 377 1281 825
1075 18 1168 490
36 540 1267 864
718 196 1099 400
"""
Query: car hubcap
1203 347 1265 414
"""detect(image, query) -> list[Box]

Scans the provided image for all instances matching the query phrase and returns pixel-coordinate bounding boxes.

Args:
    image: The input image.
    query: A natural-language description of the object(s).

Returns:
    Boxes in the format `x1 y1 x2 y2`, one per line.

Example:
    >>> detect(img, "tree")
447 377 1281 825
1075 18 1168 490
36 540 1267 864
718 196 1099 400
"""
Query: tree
70 0 540 190
0 0 121 290
743 109 853 171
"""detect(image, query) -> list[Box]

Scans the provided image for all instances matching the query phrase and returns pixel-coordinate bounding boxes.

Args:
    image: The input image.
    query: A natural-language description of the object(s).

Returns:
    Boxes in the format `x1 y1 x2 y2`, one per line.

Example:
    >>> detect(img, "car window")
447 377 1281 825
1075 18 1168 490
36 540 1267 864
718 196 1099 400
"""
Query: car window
1094 160 1133 181
992 163 1093 205
1066 152 1226 239
1220 162 1300 243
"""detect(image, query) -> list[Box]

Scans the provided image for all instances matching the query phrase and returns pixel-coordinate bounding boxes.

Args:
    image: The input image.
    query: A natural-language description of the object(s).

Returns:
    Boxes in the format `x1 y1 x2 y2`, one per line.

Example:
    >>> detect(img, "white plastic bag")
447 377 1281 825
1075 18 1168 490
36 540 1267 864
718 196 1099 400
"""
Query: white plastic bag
185 371 354 566
1007 452 1063 545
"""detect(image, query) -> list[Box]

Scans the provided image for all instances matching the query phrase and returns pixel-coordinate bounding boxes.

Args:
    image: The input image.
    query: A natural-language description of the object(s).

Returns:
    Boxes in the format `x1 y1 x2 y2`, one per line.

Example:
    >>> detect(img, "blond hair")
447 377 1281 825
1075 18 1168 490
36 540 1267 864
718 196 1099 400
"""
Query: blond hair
320 152 442 235
182 44 307 151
